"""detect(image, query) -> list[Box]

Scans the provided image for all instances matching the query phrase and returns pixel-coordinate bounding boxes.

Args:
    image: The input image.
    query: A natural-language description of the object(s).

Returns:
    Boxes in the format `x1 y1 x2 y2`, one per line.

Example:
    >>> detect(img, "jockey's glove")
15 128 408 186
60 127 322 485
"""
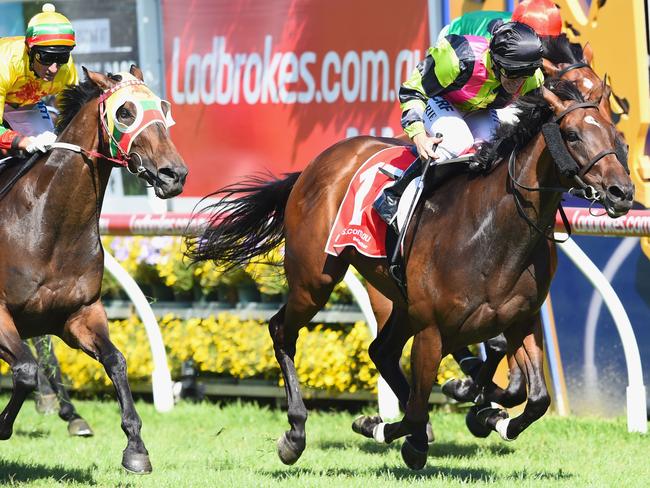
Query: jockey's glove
25 131 57 154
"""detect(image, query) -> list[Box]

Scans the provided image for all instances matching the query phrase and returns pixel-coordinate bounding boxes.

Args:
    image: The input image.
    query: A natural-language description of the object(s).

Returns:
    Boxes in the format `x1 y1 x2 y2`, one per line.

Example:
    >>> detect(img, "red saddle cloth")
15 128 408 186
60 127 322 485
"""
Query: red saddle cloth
325 146 417 258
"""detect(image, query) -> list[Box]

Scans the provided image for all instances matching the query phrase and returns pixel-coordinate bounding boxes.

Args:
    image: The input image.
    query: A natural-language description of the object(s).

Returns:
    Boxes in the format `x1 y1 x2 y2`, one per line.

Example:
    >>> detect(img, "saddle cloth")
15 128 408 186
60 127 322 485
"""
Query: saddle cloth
325 146 418 258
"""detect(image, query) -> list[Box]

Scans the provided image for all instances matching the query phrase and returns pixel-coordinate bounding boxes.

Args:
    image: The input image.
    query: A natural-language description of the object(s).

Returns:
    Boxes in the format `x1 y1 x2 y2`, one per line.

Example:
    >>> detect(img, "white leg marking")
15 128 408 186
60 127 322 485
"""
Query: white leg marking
372 422 387 443
495 417 515 442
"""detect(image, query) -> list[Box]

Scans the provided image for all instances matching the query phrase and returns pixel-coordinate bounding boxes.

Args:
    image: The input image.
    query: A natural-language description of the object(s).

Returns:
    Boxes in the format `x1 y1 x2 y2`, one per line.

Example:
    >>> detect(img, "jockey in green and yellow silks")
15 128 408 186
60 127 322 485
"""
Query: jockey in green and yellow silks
374 22 544 228
0 3 78 154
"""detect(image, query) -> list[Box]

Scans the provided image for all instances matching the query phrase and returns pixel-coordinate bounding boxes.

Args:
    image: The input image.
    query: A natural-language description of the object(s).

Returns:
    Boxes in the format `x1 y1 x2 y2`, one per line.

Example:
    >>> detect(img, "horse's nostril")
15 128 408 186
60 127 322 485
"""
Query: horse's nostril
607 185 626 201
158 167 177 181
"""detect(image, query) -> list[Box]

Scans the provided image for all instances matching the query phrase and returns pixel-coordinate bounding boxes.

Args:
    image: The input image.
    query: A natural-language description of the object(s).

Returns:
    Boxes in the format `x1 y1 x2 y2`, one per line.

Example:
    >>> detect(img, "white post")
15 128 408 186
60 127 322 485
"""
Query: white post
557 235 647 433
104 251 175 412
343 270 401 420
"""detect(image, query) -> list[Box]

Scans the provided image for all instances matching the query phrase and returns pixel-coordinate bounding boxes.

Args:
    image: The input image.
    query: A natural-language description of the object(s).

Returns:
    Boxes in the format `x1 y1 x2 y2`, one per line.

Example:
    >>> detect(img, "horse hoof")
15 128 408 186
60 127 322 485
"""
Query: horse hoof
465 407 492 438
276 432 304 465
352 415 383 439
401 437 428 470
441 378 480 403
35 393 59 415
68 418 94 437
426 422 435 444
121 452 152 474
0 428 12 440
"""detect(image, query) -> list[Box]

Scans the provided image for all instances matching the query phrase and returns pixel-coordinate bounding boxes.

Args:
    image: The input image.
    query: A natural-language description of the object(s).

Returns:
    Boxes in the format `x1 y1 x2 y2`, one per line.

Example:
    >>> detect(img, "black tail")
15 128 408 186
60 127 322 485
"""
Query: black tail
186 172 301 269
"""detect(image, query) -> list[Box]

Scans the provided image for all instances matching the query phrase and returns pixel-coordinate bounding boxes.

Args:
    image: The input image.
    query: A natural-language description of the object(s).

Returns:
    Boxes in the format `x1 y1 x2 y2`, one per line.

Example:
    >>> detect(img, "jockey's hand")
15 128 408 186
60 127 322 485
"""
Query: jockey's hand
412 132 443 162
24 131 57 154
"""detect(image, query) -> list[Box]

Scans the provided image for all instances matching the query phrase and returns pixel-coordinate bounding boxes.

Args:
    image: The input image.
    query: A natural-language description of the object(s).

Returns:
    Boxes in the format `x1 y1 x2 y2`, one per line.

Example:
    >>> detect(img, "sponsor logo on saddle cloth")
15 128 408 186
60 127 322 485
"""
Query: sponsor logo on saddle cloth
103 72 175 159
325 146 418 258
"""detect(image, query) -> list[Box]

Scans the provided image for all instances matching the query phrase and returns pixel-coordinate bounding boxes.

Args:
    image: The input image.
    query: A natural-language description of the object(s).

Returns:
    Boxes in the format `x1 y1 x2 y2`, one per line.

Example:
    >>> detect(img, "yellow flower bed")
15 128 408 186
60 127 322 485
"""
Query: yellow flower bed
3 314 463 394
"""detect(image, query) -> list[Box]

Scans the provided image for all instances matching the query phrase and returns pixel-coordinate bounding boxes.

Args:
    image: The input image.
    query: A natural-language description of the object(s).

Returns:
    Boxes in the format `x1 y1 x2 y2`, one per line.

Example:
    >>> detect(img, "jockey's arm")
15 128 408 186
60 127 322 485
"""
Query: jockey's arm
399 37 462 158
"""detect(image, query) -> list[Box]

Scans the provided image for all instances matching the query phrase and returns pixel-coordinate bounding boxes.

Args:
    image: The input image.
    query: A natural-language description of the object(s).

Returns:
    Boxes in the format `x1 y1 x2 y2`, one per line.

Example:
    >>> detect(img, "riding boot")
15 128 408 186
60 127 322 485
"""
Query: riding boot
373 158 424 230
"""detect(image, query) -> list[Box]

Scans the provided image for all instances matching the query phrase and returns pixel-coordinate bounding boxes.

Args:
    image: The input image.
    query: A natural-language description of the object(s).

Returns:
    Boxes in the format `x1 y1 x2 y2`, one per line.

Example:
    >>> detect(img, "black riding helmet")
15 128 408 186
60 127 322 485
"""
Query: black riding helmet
490 22 543 78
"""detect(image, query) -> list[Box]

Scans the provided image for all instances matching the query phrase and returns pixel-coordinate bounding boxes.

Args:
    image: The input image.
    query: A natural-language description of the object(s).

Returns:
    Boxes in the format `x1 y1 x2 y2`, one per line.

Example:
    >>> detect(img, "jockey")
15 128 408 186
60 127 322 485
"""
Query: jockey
373 22 544 227
0 3 78 155
439 0 563 40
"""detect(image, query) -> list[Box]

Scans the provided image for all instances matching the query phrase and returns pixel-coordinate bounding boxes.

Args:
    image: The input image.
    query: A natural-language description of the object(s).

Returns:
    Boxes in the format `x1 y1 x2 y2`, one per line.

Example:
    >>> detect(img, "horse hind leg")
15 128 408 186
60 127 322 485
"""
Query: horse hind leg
33 335 93 436
0 308 39 440
271 257 348 465
63 301 150 473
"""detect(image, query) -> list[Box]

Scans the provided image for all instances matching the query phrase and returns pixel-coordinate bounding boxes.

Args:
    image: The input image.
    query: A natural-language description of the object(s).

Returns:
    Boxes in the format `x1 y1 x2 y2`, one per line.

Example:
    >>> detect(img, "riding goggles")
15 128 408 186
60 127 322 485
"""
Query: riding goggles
493 60 538 80
33 50 70 66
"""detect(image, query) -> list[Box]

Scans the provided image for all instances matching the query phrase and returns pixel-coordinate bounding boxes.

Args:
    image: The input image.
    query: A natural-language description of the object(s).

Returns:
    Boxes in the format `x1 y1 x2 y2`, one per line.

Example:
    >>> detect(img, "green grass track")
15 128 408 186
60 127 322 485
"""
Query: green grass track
0 396 647 487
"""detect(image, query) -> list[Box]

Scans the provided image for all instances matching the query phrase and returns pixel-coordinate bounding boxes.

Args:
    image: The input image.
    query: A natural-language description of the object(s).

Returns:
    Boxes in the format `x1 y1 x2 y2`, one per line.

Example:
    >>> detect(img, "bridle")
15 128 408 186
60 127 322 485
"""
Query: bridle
50 78 168 180
508 99 621 242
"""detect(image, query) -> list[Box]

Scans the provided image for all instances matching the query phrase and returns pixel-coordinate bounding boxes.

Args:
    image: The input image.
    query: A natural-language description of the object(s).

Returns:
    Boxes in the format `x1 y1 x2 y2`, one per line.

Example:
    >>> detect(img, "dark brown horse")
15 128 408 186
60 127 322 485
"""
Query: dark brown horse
188 80 632 470
0 65 187 473
380 36 631 436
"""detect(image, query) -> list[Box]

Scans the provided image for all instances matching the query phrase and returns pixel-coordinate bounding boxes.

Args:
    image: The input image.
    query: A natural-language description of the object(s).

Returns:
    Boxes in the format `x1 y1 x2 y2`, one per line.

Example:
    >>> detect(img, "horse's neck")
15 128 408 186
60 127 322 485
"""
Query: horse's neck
41 103 112 235
508 132 564 228
457 132 562 258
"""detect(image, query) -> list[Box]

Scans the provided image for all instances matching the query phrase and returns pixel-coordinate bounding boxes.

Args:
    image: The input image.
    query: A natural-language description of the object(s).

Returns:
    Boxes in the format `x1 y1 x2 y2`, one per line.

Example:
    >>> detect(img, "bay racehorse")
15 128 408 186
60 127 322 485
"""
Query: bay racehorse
187 80 632 470
366 33 631 437
0 65 187 473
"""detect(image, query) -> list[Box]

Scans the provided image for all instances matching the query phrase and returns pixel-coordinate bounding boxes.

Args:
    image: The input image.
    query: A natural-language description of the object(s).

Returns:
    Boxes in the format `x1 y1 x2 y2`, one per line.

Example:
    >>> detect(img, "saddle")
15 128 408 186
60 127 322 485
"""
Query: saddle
385 152 483 299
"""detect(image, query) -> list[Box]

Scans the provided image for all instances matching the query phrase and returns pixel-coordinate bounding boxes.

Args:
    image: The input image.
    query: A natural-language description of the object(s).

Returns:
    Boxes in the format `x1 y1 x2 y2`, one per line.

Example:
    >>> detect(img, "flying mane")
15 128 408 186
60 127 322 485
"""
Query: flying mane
474 79 586 168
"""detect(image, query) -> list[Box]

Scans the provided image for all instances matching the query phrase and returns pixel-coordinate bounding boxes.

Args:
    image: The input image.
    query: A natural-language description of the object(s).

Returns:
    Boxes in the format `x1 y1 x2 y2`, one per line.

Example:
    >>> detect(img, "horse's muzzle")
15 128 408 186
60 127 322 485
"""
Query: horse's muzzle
604 182 634 218
153 164 188 198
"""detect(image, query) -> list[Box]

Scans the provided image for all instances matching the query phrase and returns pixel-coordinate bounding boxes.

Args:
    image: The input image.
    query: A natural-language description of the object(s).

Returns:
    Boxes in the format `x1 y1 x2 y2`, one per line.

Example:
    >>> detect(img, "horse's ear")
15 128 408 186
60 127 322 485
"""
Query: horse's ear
582 42 594 64
542 58 560 77
130 65 144 81
83 67 112 91
542 86 567 114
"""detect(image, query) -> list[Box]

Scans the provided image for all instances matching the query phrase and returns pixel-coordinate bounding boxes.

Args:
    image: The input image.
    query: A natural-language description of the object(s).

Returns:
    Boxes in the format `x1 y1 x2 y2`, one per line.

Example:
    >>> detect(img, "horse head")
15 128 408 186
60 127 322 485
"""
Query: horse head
542 82 634 217
84 65 188 198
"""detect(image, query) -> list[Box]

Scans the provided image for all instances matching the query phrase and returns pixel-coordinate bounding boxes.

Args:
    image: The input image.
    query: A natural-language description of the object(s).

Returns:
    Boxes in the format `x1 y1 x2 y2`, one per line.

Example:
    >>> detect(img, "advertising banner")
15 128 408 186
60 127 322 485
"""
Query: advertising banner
162 0 429 196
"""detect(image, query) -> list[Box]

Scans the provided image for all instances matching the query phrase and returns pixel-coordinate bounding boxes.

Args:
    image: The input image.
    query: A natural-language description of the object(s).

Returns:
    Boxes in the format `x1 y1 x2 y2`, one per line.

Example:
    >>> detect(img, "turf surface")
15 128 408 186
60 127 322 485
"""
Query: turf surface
0 396 647 487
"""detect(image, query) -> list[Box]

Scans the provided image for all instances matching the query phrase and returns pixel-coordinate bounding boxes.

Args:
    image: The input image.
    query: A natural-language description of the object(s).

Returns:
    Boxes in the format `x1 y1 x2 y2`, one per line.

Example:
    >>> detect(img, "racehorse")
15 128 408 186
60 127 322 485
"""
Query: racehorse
0 65 187 473
187 80 632 470
372 34 631 436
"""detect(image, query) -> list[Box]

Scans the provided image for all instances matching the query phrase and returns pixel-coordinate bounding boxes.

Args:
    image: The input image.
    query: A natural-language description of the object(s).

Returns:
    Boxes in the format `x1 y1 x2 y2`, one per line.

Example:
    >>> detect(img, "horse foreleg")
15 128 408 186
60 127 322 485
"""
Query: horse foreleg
63 302 150 473
375 326 441 470
0 308 38 439
33 335 93 436
493 316 550 441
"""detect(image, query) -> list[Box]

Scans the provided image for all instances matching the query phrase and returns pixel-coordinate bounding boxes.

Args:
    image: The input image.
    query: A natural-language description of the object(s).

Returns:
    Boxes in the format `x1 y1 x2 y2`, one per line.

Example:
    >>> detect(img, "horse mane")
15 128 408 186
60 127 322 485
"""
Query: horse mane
474 80 586 168
56 73 123 133
541 33 584 65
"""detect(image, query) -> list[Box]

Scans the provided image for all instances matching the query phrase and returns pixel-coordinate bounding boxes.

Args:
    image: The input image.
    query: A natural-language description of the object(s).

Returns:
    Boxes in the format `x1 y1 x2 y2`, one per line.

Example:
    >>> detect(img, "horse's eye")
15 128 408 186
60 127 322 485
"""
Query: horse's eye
117 107 132 120
565 131 580 142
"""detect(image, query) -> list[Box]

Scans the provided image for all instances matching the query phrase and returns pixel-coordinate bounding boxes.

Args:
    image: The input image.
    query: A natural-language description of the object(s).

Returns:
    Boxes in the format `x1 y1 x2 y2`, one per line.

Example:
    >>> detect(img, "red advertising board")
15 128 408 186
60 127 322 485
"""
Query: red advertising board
162 0 429 197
